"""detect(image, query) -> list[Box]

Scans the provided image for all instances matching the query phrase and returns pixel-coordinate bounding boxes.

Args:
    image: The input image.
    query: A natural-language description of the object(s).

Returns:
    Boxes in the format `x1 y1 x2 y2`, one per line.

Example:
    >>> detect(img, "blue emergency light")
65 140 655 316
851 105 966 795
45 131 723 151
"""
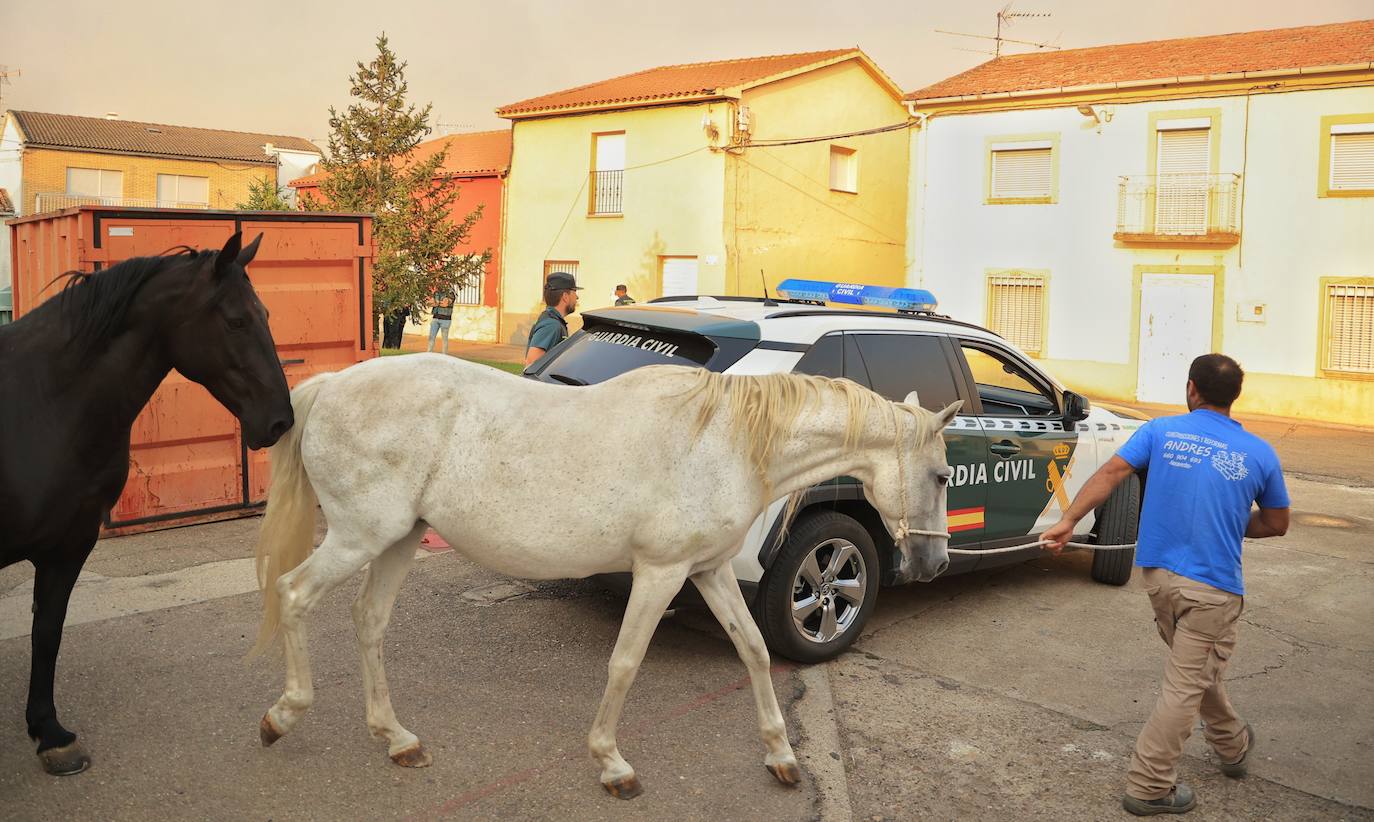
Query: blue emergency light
775 279 939 313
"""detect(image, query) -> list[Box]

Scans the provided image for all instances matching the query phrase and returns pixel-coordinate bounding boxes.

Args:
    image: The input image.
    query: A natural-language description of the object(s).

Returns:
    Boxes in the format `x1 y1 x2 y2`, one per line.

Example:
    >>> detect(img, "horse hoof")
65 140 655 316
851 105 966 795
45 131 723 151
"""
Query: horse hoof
390 744 433 768
38 742 91 776
259 713 284 747
603 773 643 800
766 760 802 786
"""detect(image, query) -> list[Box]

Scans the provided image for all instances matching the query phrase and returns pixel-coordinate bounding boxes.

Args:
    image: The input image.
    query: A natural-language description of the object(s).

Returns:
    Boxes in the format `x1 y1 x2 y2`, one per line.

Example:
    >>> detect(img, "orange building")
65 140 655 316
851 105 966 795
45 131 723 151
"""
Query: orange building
290 129 511 342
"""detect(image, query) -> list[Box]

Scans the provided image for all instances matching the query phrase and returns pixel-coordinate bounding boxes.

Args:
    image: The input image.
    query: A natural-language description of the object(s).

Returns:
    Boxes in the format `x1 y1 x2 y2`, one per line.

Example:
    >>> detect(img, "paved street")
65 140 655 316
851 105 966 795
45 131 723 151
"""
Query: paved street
2 424 1371 821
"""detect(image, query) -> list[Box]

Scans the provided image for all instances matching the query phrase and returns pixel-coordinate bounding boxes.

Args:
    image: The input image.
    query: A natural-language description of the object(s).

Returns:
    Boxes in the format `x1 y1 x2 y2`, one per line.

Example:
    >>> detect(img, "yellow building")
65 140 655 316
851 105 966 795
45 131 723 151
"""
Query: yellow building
1 110 321 217
495 48 910 344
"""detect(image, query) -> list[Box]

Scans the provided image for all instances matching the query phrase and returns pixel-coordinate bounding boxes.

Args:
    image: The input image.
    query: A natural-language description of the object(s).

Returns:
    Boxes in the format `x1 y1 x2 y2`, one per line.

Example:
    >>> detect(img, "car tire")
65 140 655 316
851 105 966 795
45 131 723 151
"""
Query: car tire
1090 473 1140 586
757 510 880 663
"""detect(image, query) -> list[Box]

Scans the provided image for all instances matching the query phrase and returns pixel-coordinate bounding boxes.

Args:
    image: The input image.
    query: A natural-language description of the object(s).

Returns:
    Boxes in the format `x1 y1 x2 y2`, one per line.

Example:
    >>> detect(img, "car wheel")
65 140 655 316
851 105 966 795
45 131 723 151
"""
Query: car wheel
1090 473 1140 585
757 510 880 663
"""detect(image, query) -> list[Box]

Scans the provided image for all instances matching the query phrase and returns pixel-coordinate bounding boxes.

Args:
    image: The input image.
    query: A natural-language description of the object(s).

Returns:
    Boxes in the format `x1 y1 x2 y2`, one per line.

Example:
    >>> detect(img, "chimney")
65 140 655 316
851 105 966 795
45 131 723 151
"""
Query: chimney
104 112 119 120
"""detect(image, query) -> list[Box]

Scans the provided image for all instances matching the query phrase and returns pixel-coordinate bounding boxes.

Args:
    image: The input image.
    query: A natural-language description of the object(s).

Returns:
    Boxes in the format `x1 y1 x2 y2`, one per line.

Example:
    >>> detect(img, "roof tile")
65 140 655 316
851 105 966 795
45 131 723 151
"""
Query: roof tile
907 19 1374 101
8 110 319 164
289 129 512 188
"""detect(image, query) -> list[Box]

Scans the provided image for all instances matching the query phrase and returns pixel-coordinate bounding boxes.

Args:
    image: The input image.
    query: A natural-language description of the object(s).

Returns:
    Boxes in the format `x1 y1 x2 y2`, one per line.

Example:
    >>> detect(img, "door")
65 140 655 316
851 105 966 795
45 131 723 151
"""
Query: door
660 256 699 298
847 333 988 552
1155 127 1210 234
1137 273 1214 404
953 340 1079 547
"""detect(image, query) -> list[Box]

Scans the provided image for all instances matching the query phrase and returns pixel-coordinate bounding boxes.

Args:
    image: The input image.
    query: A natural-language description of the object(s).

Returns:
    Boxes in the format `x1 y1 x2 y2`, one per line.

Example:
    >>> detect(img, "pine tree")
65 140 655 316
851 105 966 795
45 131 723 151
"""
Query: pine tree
308 34 489 348
236 175 294 211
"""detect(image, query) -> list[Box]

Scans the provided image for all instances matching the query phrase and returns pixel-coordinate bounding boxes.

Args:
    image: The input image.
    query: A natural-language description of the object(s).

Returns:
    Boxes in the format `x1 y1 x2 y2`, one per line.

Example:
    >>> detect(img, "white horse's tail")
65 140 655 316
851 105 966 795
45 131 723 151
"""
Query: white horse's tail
249 373 332 658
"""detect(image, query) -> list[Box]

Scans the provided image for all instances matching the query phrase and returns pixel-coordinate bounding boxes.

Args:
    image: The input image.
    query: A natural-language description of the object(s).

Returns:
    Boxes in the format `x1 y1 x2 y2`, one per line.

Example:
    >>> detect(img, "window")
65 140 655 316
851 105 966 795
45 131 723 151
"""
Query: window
1155 124 1211 234
851 333 961 411
543 260 578 282
793 333 843 379
985 271 1048 357
987 138 1055 203
958 342 1057 417
1323 281 1374 375
659 256 698 298
65 167 123 200
1328 123 1374 193
590 132 625 215
156 174 209 208
829 145 857 193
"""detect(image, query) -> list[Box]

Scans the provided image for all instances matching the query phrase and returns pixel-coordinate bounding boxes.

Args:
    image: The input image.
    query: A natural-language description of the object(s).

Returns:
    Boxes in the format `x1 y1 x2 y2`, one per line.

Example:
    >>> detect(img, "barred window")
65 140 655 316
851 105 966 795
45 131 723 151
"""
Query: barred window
1325 282 1374 374
987 273 1048 356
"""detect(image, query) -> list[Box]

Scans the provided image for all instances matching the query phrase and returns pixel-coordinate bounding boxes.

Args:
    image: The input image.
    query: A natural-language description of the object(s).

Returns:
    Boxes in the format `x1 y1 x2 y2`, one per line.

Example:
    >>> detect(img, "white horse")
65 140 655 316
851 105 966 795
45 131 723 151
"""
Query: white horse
251 354 960 798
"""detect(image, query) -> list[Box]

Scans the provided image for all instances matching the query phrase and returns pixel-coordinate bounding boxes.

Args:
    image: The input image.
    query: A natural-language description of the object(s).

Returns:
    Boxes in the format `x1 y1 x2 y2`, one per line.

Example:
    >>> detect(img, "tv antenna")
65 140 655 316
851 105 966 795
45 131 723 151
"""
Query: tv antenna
434 115 475 136
936 5 1059 57
0 66 20 111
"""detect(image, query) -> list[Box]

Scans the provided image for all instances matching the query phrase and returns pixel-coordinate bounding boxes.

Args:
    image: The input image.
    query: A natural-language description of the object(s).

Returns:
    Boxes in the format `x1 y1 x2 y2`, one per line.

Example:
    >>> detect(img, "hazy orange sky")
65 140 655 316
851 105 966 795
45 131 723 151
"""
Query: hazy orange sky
2 0 1370 146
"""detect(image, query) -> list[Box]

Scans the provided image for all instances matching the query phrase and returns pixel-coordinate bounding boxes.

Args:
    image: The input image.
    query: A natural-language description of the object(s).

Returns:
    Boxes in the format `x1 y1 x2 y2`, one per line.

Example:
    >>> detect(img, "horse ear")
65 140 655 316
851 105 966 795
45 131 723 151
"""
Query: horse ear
215 232 243 280
237 233 265 268
903 390 921 407
935 400 963 430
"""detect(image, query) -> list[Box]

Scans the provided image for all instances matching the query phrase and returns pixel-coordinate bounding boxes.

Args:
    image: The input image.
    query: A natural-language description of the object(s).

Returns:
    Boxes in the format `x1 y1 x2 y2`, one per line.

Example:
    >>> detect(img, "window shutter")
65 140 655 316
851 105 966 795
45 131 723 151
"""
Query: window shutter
1156 128 1210 234
990 148 1052 199
1330 132 1374 191
987 275 1046 355
1326 283 1374 373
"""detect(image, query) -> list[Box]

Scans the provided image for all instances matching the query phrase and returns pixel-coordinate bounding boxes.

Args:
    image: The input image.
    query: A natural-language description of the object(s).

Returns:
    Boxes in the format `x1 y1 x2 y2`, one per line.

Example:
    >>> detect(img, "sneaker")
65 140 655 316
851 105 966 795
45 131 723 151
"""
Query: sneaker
1123 784 1197 816
1218 721 1254 778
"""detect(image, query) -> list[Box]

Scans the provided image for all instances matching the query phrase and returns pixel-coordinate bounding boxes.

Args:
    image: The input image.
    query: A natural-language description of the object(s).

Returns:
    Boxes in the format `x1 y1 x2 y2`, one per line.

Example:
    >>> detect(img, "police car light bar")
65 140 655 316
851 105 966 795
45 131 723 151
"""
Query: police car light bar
775 279 938 313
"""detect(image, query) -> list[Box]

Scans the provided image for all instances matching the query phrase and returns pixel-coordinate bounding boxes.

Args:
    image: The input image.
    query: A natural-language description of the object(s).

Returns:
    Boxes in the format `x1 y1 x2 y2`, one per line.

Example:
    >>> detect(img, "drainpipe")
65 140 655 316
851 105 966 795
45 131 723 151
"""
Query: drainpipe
905 103 930 288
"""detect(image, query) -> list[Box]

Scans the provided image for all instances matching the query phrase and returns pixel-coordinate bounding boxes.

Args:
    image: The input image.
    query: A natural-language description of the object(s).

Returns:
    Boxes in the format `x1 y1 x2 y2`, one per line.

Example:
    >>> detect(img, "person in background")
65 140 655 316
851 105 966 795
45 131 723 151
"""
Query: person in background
427 289 454 355
1041 353 1289 816
524 272 581 366
614 284 635 306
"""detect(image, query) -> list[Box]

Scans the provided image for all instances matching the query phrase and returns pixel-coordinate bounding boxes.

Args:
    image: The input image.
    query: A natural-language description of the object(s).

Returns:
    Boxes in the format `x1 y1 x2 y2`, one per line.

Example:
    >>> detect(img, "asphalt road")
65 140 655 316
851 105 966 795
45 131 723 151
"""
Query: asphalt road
1 431 1370 820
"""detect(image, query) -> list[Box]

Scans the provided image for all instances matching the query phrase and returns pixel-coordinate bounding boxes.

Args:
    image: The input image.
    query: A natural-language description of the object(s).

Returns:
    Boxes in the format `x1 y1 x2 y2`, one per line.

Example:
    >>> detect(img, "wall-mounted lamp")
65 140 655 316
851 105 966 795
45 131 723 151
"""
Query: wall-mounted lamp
1076 104 1114 126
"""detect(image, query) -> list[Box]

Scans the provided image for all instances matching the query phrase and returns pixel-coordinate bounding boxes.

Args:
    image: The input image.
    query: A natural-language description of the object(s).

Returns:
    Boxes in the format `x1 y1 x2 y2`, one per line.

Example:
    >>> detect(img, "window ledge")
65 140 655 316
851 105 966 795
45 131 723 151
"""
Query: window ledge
1320 369 1374 382
1319 189 1374 198
587 213 624 219
1114 231 1239 247
830 187 858 195
987 196 1055 205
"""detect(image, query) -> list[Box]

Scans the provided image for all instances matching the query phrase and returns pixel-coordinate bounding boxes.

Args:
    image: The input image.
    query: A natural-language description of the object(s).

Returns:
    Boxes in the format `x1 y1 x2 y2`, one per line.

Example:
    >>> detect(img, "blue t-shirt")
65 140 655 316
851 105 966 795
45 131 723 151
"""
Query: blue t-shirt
1116 410 1289 596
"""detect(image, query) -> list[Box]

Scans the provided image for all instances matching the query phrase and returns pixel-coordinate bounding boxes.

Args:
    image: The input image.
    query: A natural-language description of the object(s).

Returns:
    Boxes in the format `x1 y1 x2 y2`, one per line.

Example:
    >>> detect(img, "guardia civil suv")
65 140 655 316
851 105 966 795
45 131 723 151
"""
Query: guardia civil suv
525 280 1146 662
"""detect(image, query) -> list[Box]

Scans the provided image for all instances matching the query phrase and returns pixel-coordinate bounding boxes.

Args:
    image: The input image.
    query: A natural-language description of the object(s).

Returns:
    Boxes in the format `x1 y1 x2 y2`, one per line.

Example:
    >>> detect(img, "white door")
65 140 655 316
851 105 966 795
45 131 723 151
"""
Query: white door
660 256 699 297
1137 273 1214 404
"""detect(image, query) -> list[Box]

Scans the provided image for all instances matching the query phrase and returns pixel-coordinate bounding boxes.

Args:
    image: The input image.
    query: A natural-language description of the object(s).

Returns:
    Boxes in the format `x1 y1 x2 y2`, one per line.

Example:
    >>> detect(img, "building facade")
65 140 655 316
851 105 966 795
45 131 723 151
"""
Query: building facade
290 129 511 343
906 21 1374 425
497 48 910 344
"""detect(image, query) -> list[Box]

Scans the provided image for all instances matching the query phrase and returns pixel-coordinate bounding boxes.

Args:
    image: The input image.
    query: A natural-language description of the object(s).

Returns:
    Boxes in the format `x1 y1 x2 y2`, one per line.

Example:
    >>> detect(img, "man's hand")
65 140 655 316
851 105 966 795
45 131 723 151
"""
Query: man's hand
1040 517 1078 555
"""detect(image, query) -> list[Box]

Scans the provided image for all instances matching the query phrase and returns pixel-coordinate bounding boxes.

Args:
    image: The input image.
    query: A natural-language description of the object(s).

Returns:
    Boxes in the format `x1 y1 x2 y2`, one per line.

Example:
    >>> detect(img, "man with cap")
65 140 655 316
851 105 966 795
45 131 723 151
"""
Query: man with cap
614 284 636 306
524 271 582 366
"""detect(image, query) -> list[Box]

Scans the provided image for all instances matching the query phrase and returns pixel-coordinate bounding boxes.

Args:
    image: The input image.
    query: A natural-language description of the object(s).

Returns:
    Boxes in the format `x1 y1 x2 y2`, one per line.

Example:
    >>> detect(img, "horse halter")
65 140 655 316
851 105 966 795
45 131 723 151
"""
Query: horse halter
891 409 951 544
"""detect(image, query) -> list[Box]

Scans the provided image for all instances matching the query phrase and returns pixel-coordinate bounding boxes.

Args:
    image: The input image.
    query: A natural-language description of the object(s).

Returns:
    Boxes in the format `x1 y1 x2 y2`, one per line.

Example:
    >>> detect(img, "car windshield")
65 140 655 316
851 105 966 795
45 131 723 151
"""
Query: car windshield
529 321 718 385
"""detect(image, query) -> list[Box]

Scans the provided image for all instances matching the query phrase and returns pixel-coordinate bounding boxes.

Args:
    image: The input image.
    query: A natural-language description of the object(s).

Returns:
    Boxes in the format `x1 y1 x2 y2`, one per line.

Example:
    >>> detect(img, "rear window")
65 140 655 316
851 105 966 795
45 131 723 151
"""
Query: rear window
529 321 719 385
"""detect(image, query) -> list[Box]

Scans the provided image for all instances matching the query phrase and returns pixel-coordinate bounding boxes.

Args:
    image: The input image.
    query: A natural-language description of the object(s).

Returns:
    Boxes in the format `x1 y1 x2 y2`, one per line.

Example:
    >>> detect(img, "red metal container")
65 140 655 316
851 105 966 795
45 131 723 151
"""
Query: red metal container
7 205 376 535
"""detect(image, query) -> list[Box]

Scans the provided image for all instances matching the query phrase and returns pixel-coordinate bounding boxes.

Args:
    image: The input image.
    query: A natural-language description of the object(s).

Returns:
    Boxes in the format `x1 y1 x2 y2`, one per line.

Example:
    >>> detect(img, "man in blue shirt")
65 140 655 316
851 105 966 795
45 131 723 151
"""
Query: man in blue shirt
524 272 582 367
1042 354 1290 816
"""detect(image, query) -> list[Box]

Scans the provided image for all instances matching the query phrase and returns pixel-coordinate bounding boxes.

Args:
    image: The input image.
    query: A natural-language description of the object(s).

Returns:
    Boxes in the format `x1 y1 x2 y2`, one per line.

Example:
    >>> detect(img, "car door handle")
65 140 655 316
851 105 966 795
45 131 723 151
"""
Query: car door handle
989 440 1021 457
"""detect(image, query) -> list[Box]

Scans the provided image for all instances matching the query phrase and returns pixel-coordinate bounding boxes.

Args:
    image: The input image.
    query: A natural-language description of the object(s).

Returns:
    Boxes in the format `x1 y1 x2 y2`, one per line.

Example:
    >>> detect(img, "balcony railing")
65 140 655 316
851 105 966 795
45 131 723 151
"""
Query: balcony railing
1115 173 1240 245
589 170 623 215
32 192 211 214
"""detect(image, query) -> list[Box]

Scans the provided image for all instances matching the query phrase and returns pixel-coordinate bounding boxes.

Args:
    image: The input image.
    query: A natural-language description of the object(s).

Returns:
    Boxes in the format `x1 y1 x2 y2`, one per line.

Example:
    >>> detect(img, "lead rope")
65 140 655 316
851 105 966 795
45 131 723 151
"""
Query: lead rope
890 410 1136 555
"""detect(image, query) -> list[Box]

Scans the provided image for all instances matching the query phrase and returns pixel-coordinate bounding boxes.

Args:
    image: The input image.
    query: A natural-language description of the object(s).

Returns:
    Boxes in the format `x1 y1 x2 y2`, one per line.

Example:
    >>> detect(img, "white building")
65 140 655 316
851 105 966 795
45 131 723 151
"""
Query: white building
906 20 1374 426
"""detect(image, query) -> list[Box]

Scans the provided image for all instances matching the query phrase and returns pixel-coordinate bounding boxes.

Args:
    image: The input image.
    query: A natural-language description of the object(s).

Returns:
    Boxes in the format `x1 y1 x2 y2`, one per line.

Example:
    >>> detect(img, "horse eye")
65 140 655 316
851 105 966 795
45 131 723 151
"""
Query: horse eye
227 317 247 330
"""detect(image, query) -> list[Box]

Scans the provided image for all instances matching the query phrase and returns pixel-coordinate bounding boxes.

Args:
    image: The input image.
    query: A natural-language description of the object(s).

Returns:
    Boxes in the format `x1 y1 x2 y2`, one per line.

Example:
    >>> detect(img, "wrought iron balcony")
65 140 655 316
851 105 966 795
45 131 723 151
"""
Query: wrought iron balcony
589 170 623 216
32 192 210 214
1114 173 1240 245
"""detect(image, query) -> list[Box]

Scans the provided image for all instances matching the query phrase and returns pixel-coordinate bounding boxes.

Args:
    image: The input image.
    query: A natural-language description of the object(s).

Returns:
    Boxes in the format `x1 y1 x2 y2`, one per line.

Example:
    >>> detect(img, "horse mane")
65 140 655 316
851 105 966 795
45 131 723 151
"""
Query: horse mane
53 247 214 353
677 369 937 486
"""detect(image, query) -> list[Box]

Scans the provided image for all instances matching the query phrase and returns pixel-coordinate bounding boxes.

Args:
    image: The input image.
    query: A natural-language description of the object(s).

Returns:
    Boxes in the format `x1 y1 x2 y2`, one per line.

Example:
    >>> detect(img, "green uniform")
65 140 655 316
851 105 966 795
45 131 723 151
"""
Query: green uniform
527 307 569 354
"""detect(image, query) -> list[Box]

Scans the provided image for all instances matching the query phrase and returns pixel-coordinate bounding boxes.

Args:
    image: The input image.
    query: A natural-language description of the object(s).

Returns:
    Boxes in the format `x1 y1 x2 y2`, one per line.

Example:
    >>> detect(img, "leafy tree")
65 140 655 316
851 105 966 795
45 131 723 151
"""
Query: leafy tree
308 33 488 348
236 175 294 211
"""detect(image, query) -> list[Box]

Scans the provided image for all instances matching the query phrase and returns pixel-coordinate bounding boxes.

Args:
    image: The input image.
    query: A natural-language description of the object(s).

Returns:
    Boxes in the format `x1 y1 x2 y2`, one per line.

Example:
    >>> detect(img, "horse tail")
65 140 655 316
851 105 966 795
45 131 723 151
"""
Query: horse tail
248 373 332 658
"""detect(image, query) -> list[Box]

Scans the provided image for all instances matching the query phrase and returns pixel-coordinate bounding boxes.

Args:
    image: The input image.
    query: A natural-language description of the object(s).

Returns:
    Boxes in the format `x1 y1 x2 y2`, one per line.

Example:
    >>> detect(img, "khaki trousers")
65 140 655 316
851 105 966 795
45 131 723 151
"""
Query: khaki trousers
1127 567 1248 800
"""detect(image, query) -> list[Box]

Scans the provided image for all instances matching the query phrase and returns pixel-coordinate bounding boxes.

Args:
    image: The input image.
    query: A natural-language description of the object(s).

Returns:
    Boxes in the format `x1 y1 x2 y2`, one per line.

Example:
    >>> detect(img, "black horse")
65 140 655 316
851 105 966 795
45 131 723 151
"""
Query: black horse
0 232 294 775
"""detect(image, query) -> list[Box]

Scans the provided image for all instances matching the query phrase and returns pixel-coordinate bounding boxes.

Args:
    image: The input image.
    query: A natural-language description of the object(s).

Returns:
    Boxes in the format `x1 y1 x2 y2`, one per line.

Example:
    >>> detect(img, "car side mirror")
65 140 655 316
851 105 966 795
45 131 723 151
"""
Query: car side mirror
1063 391 1090 423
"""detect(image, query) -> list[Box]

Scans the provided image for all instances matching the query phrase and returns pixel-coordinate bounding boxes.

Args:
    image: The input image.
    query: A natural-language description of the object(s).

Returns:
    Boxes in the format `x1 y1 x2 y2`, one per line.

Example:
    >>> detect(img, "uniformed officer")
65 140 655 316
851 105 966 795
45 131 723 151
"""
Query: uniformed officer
1042 353 1290 816
614 284 636 306
524 271 582 366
